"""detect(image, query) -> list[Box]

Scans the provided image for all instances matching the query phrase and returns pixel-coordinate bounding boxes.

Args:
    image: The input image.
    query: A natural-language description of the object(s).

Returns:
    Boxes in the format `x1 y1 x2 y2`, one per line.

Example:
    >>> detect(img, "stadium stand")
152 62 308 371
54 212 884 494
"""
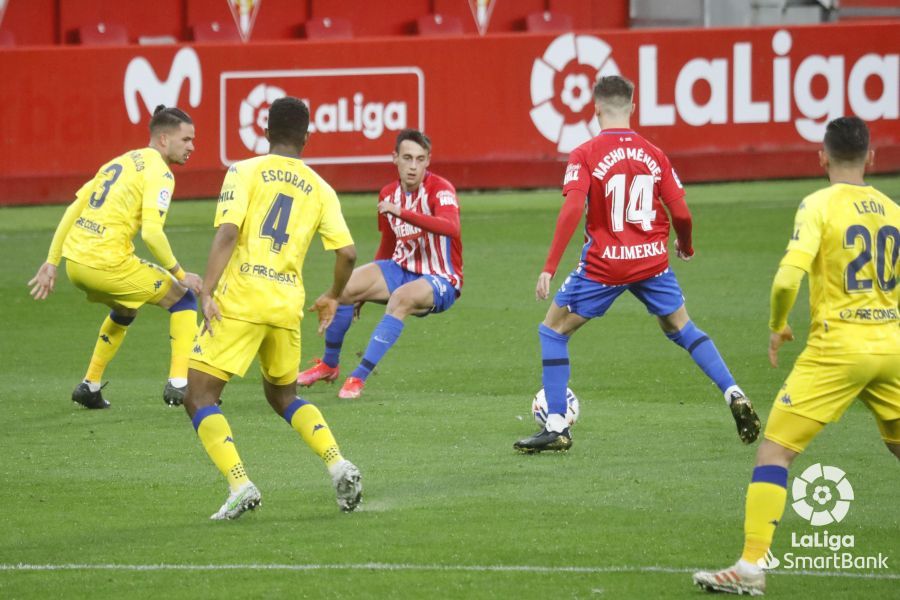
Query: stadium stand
8 0 889 46
77 22 129 45
526 10 574 32
192 20 242 43
62 0 183 44
310 0 428 36
416 14 465 36
304 16 353 40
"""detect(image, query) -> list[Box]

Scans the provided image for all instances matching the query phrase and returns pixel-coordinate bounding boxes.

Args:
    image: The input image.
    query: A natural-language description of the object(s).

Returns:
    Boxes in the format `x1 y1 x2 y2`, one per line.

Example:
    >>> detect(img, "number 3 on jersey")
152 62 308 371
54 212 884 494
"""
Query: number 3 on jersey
606 174 657 231
261 193 294 253
89 164 123 208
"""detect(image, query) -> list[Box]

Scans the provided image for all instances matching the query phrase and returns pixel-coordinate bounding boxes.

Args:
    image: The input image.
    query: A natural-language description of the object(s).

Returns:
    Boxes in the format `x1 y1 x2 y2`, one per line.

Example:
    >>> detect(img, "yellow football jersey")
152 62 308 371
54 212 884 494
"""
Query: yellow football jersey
782 183 899 354
63 148 175 270
213 154 353 330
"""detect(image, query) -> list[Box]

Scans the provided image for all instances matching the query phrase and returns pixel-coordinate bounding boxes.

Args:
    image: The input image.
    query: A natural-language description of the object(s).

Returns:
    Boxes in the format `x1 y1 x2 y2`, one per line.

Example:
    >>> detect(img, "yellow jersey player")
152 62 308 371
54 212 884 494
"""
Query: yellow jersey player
694 116 899 596
28 105 202 409
183 96 362 520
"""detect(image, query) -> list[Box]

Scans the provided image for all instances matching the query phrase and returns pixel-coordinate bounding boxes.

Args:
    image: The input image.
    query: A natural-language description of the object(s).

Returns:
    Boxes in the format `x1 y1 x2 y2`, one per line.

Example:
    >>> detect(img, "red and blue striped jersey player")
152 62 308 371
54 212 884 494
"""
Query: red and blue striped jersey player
514 75 760 453
298 129 463 399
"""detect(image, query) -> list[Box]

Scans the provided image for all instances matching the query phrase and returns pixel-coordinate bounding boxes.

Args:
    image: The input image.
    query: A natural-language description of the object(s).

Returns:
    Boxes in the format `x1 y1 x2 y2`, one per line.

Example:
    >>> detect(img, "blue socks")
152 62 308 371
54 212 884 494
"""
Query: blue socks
323 305 354 368
351 314 405 380
665 320 736 394
539 324 570 415
168 289 197 313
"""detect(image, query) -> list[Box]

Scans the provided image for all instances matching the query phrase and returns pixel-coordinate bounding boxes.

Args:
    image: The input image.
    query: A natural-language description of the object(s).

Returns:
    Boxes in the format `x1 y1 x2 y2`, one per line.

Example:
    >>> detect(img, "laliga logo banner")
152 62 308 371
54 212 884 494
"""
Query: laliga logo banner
220 67 424 166
530 29 898 153
530 34 621 153
791 463 854 526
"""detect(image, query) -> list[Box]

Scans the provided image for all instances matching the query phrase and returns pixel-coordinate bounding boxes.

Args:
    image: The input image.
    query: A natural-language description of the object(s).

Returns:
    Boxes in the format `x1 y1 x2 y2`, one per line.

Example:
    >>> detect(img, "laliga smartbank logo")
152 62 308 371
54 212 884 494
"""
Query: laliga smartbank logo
220 67 424 166
756 464 890 572
791 463 853 526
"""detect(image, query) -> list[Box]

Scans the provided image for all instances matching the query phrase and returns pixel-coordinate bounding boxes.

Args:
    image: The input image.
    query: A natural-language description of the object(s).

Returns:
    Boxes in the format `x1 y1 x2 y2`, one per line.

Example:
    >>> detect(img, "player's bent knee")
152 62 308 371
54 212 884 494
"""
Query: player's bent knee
886 442 900 460
157 280 187 309
168 288 197 313
876 418 900 458
755 438 799 468
110 308 137 323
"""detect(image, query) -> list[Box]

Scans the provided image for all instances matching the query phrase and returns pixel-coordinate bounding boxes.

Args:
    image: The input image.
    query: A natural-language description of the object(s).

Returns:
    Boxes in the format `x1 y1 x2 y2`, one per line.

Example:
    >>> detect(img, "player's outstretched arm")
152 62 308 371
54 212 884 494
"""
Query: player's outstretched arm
664 196 694 261
31 194 89 300
538 189 586 300
311 244 357 335
767 263 805 367
198 224 239 335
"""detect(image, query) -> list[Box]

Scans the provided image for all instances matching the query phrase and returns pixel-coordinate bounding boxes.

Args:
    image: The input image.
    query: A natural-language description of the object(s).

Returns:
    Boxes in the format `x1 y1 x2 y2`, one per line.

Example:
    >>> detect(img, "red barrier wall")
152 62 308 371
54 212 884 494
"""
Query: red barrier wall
1 22 898 204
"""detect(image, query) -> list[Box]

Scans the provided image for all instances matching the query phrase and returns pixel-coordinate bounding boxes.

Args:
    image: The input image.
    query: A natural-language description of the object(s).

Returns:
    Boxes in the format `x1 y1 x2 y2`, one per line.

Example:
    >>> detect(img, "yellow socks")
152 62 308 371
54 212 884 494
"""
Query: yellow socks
741 465 789 564
192 406 249 492
84 312 133 383
167 290 198 384
168 309 197 382
284 398 344 468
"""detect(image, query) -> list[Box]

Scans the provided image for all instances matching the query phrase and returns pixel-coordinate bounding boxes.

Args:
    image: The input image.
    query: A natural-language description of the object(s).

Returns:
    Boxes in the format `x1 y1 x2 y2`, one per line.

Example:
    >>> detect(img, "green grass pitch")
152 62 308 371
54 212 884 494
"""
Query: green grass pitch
1 176 898 599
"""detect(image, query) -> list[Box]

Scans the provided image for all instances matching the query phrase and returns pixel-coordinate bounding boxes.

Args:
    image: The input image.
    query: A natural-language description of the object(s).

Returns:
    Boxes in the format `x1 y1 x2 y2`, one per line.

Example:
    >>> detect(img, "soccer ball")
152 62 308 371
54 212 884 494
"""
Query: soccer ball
532 387 580 428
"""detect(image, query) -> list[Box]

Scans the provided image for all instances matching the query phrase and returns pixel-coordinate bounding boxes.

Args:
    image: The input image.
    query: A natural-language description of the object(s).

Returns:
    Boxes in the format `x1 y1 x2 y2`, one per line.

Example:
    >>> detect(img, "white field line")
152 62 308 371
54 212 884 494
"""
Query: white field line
0 563 897 580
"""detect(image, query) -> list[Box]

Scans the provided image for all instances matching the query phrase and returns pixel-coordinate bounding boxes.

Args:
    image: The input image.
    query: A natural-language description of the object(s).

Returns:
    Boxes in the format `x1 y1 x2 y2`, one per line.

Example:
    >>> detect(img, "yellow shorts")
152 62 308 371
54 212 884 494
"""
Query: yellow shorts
768 348 900 447
189 315 300 385
66 256 173 309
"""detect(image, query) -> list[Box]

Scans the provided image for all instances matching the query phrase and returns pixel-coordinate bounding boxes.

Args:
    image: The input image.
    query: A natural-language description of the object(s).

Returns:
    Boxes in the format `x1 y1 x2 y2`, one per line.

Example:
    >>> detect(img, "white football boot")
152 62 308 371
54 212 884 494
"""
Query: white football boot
329 459 362 512
209 482 262 520
693 561 766 596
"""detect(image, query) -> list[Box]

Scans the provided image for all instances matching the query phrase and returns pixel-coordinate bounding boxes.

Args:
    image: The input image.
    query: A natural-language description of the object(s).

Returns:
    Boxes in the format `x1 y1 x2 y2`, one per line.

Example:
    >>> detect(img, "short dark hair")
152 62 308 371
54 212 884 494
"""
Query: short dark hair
824 116 869 163
149 105 192 133
395 129 431 153
593 75 634 106
267 97 309 148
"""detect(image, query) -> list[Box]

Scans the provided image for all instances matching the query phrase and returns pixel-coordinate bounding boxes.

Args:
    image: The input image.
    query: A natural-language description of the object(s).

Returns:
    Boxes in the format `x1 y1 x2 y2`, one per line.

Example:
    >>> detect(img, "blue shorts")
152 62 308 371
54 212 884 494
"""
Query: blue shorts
554 268 684 319
375 260 457 315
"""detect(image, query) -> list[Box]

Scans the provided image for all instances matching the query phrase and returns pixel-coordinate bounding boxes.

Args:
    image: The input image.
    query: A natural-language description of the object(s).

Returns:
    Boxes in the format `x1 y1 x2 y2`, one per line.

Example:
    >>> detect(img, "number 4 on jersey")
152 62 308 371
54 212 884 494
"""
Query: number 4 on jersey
261 193 294 253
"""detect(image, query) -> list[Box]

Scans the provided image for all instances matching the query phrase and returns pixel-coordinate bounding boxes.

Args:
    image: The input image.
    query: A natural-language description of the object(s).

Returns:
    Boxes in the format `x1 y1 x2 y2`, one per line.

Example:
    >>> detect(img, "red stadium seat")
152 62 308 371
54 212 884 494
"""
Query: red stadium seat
417 14 464 36
305 17 353 40
0 30 15 47
78 22 129 45
526 11 573 33
193 20 242 43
